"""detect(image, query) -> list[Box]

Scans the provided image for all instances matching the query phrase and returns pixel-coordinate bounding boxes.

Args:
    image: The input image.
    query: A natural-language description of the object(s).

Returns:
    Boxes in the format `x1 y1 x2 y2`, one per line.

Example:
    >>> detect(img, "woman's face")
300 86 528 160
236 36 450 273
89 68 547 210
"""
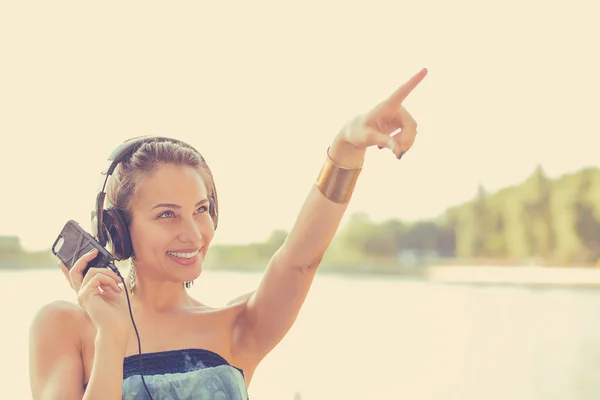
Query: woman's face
128 163 215 284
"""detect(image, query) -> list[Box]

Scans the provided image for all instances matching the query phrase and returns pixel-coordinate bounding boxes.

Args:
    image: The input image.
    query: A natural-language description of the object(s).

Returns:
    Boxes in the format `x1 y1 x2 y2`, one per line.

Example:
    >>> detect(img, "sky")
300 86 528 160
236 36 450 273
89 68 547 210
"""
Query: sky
1 0 598 252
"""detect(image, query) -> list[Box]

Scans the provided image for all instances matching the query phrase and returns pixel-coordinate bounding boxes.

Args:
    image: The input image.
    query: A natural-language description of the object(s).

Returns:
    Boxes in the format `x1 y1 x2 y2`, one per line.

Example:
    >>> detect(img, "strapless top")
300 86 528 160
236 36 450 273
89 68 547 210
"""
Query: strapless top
85 348 248 400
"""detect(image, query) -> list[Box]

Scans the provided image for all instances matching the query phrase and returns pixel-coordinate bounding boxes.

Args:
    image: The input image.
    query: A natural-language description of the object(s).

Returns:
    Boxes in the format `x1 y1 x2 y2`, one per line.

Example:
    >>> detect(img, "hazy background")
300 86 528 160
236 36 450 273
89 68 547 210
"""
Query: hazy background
2 0 598 251
1 1 600 399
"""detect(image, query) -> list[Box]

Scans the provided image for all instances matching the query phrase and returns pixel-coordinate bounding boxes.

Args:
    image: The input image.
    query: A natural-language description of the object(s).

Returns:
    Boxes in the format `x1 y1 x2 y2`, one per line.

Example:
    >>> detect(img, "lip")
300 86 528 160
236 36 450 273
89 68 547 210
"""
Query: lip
166 248 201 253
166 248 202 266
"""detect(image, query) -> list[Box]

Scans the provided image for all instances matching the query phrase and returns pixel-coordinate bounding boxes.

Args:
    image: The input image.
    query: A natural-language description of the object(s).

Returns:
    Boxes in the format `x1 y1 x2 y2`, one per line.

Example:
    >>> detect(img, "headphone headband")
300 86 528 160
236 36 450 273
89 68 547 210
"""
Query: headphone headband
91 136 218 258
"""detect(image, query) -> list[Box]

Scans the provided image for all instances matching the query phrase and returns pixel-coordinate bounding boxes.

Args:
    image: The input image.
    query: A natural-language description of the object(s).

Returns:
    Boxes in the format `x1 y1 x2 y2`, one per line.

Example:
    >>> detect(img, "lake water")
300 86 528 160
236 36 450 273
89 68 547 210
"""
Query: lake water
2 268 600 399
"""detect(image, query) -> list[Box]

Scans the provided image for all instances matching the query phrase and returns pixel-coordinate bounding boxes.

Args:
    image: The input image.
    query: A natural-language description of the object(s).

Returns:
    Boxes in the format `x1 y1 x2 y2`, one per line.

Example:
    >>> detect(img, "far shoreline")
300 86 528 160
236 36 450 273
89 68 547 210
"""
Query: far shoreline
5 263 600 288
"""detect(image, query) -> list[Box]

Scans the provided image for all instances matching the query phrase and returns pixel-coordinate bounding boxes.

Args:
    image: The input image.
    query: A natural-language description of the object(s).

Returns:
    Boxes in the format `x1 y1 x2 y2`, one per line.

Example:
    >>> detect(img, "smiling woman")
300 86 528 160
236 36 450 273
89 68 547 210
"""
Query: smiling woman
28 68 428 400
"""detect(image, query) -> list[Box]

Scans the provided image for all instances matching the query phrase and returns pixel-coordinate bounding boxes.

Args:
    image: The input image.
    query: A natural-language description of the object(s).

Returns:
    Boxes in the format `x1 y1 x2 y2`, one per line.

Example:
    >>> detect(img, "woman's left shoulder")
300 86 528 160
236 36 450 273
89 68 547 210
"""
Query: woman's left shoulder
202 291 255 326
225 291 254 308
186 291 254 318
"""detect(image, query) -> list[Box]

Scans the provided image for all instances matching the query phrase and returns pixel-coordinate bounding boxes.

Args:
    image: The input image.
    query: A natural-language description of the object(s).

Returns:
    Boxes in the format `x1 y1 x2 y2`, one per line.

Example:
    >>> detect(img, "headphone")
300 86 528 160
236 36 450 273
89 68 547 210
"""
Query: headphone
91 136 219 261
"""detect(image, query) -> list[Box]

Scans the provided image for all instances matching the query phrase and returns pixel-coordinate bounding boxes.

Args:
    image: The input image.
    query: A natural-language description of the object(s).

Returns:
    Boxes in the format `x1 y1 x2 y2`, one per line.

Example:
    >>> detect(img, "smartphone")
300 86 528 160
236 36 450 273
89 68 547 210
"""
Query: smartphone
52 220 115 276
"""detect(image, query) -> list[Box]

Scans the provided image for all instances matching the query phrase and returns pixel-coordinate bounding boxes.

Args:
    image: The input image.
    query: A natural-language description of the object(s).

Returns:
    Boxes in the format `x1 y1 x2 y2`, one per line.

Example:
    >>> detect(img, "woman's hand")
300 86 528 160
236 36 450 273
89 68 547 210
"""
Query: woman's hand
336 68 428 159
59 250 131 340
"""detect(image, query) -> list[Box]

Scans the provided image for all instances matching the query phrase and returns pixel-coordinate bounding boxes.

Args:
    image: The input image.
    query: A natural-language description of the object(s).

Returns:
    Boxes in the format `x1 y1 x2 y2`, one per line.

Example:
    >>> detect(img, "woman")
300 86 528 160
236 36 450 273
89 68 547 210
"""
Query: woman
28 68 428 400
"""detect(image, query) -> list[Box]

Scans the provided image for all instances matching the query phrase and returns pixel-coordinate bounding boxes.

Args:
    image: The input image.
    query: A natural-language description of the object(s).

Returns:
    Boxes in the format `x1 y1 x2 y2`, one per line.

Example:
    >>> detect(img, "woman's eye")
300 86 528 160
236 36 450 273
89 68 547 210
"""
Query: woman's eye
196 205 208 214
158 211 175 219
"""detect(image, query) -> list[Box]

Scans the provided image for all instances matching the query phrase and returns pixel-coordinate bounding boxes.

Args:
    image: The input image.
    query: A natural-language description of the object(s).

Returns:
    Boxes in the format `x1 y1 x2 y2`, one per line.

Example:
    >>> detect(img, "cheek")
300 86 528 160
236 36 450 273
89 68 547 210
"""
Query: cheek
130 221 169 256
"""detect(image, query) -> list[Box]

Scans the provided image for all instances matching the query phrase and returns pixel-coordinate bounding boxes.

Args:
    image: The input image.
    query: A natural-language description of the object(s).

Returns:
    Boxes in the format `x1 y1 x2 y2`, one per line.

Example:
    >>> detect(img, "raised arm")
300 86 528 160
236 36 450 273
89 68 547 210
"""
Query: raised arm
231 69 429 364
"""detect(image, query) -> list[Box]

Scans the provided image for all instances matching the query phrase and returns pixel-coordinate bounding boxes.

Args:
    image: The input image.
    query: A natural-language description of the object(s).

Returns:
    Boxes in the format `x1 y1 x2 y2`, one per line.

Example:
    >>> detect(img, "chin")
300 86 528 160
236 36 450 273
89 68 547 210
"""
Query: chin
186 261 204 280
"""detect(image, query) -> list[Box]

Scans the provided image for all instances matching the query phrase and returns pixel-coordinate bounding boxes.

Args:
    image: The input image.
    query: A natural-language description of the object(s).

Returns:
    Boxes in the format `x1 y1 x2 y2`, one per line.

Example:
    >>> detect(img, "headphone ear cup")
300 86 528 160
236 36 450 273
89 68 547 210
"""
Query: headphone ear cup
209 196 218 229
102 208 133 260
209 197 215 218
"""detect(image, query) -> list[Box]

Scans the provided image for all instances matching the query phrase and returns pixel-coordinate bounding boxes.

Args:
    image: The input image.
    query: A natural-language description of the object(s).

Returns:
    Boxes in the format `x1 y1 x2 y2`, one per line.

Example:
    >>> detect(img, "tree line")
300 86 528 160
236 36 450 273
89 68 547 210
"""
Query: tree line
206 165 600 269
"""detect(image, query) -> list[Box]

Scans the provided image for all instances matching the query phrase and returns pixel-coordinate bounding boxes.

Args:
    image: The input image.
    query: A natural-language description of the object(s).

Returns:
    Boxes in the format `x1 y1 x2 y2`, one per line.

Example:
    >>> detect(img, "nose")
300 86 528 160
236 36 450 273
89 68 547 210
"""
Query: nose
177 216 203 244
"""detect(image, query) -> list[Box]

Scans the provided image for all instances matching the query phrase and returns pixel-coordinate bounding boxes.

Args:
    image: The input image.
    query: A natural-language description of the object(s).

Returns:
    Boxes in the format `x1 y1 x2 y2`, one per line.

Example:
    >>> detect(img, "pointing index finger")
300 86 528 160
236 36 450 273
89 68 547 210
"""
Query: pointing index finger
388 68 428 105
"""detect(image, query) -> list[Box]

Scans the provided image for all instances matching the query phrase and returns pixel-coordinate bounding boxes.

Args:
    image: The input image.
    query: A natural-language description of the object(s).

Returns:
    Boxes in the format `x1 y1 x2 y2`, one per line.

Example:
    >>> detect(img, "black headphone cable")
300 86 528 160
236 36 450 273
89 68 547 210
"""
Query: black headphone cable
108 262 155 400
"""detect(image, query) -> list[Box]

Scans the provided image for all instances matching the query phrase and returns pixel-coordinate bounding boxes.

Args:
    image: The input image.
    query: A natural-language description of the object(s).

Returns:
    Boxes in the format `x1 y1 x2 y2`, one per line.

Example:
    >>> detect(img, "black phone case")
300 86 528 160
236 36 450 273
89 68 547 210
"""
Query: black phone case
52 220 114 276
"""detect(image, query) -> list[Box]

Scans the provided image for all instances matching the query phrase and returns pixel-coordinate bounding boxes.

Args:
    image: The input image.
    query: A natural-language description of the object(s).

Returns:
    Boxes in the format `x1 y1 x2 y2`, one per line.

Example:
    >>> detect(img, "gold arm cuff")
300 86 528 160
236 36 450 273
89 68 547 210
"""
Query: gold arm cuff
316 147 362 204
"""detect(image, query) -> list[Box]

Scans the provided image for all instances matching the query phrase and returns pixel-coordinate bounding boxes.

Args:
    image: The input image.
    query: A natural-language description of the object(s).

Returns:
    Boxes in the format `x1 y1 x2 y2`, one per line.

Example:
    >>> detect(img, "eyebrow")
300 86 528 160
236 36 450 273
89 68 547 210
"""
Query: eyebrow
150 199 209 211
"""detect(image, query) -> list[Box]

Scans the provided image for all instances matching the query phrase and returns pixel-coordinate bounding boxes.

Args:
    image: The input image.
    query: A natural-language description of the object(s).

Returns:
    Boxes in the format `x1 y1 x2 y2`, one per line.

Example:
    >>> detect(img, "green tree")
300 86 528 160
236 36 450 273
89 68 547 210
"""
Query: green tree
522 165 555 260
573 168 600 263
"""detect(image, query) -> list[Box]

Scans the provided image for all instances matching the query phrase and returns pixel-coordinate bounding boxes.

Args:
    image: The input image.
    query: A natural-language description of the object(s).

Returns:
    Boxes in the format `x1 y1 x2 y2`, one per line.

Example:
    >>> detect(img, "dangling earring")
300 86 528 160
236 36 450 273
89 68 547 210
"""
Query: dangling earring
184 281 194 289
128 259 137 295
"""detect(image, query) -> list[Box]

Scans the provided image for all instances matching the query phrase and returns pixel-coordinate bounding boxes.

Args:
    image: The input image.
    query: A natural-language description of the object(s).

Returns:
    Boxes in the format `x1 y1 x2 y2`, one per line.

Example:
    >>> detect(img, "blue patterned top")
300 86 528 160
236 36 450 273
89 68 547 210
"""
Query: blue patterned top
85 348 248 400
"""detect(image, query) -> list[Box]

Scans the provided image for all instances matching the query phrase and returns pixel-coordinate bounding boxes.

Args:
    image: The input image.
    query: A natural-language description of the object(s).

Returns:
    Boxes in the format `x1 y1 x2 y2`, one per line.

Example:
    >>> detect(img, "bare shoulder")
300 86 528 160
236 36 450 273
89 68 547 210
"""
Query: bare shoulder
226 291 255 308
184 292 255 326
29 300 89 363
188 291 254 316
30 300 88 336
29 301 87 400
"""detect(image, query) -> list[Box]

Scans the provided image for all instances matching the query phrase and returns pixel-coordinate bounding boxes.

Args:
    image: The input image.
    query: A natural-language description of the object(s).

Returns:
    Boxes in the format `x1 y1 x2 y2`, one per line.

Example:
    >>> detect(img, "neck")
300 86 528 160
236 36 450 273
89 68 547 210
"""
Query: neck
128 270 194 313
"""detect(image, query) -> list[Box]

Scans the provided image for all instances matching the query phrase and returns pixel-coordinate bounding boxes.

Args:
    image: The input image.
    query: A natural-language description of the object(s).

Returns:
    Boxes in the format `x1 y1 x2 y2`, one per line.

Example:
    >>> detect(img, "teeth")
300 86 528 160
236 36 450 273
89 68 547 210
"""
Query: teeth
167 250 199 259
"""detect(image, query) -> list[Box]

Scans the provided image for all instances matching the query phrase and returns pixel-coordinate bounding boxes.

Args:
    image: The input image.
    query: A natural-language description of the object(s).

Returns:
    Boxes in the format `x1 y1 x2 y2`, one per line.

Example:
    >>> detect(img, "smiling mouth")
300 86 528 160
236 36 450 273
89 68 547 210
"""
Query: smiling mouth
166 249 200 259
